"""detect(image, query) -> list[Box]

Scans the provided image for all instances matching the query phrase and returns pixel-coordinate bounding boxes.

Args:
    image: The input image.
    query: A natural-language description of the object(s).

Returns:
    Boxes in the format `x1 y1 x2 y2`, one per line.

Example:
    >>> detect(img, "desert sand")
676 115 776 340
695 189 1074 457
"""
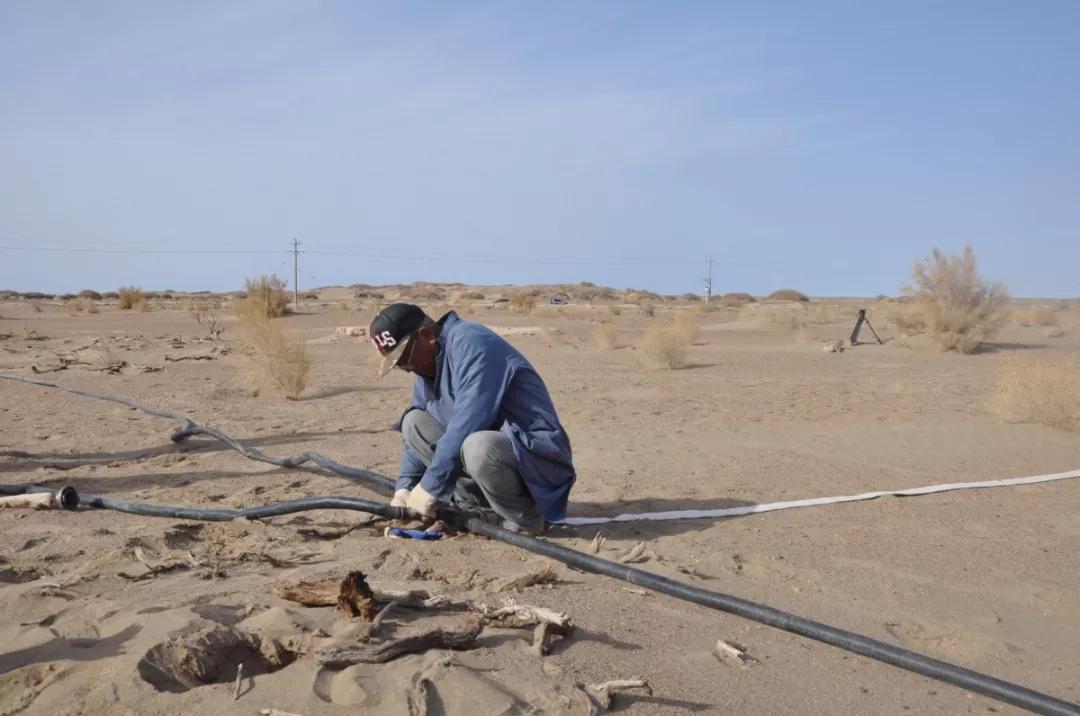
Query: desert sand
0 290 1077 715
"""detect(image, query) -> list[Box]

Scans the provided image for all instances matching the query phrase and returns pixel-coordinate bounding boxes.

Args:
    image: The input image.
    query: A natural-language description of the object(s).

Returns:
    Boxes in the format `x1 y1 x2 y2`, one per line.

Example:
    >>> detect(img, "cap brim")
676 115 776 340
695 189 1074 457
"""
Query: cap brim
377 340 409 377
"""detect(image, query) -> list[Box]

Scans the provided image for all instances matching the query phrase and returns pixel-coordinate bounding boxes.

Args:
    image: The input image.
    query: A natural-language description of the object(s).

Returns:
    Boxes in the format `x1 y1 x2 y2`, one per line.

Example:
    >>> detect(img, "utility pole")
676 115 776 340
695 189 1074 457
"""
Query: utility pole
292 238 301 310
703 253 713 303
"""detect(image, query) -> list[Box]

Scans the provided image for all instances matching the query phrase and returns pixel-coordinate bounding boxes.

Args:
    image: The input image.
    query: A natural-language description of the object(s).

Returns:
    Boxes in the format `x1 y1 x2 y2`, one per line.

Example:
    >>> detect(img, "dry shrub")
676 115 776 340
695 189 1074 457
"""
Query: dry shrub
239 310 310 399
990 354 1080 432
591 323 617 349
509 292 536 314
237 275 290 319
1015 304 1059 327
905 246 1009 354
65 299 83 315
190 303 225 340
608 305 622 316
118 286 146 310
639 300 656 318
767 289 809 302
672 311 700 343
79 289 102 301
637 326 688 370
894 309 927 337
807 303 839 323
720 292 755 307
460 291 485 300
1044 327 1066 338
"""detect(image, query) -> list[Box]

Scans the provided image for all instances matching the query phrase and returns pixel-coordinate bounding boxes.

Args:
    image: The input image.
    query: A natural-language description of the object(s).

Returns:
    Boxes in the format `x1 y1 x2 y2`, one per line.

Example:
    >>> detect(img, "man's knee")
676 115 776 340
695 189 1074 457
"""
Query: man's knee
400 408 423 441
400 409 443 460
461 431 512 477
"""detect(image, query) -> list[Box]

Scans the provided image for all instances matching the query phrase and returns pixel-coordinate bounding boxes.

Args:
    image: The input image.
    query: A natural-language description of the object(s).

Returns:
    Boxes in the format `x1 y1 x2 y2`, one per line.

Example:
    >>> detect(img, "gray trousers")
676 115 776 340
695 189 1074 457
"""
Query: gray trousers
401 409 544 534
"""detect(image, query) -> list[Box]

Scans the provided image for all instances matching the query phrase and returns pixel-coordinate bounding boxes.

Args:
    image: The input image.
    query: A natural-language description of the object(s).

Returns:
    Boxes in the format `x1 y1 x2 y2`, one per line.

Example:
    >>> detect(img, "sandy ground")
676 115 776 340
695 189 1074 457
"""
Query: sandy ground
0 297 1078 715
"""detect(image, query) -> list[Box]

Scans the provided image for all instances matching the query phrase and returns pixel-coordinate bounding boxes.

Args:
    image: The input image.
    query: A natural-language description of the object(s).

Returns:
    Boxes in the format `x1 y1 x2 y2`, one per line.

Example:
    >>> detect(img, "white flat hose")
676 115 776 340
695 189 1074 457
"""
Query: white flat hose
556 467 1080 526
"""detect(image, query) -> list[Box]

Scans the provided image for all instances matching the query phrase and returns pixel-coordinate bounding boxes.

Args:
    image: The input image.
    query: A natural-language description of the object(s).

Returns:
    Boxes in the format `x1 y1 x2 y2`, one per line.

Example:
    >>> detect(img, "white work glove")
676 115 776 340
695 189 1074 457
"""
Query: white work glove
404 484 439 518
390 489 410 508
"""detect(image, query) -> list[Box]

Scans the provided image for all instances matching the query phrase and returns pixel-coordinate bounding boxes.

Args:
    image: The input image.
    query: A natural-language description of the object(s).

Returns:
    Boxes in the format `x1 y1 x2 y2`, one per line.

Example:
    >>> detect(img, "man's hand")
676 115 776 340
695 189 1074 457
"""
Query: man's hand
390 489 410 508
405 484 438 518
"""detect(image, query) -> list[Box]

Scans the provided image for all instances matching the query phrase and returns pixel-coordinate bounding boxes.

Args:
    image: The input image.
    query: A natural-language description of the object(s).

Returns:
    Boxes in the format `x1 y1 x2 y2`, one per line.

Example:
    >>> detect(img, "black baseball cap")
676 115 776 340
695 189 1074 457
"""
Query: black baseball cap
370 303 427 377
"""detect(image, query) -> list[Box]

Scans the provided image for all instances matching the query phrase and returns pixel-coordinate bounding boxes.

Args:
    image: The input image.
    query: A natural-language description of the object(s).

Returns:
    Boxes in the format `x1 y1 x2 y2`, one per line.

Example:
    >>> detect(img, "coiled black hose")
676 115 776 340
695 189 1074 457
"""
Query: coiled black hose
1 483 1075 715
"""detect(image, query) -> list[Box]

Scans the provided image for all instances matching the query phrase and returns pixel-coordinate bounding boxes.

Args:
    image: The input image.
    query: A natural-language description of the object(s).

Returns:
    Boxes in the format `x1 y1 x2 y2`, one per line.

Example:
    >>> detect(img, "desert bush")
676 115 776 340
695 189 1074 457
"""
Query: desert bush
1044 327 1066 338
190 304 225 340
459 291 485 300
239 309 310 399
626 290 660 305
1015 304 1059 327
679 293 702 302
894 309 927 337
672 311 700 344
117 286 146 310
767 289 809 302
78 289 102 301
720 292 755 306
807 303 839 323
608 305 622 316
509 292 537 314
904 246 1009 354
85 300 99 314
639 300 656 318
21 292 48 300
65 299 83 315
591 323 617 349
354 290 385 300
637 326 688 370
990 354 1080 432
59 293 77 301
102 291 119 300
237 275 289 319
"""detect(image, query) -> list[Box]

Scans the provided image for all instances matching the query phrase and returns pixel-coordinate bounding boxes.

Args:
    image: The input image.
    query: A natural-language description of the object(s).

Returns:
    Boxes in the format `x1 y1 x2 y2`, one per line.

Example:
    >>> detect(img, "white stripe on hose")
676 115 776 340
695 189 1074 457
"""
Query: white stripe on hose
555 467 1080 526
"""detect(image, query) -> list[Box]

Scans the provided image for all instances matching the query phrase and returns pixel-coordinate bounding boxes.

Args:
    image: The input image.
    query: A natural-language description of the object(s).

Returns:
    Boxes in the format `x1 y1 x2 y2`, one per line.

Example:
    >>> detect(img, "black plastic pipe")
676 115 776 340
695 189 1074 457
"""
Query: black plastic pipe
465 519 1079 716
0 483 1075 715
0 483 404 523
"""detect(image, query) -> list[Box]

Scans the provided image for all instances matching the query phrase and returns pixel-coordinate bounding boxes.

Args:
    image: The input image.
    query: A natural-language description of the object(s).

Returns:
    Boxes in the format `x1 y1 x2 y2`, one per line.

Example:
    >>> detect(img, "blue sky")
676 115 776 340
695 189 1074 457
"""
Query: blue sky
2 1 1078 297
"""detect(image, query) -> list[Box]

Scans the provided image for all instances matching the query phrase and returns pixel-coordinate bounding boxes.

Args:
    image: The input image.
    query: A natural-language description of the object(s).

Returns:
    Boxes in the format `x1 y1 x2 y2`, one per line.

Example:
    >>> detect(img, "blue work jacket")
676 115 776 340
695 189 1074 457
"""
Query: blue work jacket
396 312 575 521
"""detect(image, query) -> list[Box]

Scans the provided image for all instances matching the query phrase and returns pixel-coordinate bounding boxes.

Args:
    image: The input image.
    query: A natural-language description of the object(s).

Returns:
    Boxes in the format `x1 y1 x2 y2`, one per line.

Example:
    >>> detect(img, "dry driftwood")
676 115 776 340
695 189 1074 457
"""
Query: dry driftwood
118 547 197 581
0 493 57 510
273 572 390 620
713 638 753 667
580 678 653 711
315 618 484 667
272 579 339 607
337 571 384 620
617 542 650 564
491 563 559 592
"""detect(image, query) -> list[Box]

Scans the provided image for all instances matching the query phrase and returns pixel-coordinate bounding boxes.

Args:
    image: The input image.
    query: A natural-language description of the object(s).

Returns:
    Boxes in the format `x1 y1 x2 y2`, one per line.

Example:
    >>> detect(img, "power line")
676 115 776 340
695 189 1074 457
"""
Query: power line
0 245 287 255
304 250 698 266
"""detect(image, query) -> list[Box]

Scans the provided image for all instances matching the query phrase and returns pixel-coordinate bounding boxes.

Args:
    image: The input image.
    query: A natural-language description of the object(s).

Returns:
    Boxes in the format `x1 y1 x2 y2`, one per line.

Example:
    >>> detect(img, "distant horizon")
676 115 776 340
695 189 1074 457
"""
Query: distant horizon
1 276 1072 303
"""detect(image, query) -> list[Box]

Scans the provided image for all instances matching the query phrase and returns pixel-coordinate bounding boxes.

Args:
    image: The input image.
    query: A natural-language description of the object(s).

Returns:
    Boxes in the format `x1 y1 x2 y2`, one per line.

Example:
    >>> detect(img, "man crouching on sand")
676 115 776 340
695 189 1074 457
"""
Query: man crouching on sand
370 303 575 535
